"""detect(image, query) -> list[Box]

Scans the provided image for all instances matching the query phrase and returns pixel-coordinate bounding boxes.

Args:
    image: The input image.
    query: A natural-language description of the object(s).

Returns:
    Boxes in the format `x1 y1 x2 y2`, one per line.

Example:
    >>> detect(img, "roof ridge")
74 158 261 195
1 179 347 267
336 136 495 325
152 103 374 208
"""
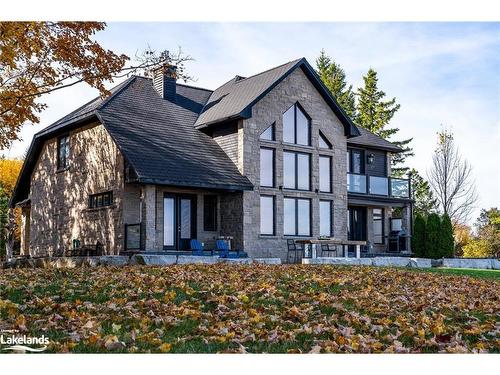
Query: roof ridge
176 82 213 92
133 75 213 93
234 58 304 84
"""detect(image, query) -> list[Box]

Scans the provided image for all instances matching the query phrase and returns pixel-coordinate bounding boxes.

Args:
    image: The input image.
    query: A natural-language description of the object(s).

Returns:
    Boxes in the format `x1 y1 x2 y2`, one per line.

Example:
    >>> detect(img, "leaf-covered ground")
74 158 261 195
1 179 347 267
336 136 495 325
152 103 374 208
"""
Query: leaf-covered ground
0 265 498 353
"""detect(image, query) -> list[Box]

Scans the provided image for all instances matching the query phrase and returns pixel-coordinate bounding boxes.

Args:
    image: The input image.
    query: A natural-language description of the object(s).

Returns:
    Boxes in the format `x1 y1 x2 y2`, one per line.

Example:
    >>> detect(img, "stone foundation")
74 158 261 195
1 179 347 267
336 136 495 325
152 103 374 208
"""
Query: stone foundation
2 255 282 268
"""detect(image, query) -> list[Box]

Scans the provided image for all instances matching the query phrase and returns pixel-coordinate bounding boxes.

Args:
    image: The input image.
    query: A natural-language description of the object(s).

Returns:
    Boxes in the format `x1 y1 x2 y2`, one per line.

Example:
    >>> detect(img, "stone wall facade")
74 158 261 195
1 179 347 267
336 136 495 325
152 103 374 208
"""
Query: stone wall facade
28 122 125 256
239 68 349 260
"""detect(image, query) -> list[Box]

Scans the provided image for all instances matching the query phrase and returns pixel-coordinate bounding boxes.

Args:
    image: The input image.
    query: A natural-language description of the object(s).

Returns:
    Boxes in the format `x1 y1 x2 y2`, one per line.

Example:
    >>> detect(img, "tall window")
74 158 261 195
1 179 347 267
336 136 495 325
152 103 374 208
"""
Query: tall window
260 195 275 235
319 155 332 192
283 151 310 190
373 208 384 244
283 103 310 145
57 135 70 169
284 197 311 236
204 195 218 231
348 149 364 174
260 123 275 141
320 200 333 237
260 147 275 187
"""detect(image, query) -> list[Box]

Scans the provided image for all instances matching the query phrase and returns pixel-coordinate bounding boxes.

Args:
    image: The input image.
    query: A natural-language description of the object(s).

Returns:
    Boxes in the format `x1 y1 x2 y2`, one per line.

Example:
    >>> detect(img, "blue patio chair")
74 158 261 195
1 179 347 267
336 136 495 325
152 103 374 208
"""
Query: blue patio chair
215 240 248 258
190 239 213 256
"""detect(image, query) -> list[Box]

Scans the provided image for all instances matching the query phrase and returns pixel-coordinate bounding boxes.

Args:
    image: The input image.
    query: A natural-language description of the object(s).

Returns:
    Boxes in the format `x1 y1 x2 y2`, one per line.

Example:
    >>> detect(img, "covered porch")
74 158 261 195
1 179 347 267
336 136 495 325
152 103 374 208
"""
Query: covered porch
347 197 413 256
122 184 245 255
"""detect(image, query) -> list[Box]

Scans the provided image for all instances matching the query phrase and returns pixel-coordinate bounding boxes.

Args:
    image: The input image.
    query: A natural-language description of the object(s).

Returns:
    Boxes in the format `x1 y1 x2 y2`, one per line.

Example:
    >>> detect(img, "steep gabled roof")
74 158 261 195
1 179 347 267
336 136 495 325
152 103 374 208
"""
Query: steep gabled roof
97 77 252 190
195 58 361 138
347 126 403 152
10 77 252 207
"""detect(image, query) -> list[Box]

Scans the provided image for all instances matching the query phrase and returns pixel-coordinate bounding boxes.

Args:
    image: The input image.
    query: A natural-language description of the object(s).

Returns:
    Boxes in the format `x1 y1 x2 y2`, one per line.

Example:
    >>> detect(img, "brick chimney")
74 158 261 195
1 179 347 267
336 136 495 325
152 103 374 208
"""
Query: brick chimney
152 65 177 102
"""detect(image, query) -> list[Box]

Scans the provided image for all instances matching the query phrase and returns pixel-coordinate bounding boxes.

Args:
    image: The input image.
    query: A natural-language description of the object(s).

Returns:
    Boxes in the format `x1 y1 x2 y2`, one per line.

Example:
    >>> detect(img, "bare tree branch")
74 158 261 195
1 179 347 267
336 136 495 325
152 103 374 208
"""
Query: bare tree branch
427 128 478 224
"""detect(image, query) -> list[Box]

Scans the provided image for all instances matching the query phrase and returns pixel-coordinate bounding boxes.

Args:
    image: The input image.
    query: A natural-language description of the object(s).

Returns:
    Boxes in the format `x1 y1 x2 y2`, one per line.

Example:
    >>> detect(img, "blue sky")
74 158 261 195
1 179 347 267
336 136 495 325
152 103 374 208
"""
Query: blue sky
3 22 499 223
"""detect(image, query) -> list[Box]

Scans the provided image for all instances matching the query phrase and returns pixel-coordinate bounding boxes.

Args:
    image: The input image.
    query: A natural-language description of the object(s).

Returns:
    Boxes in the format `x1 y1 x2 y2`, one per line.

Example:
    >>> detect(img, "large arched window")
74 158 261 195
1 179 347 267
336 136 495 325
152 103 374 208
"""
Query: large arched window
283 103 310 146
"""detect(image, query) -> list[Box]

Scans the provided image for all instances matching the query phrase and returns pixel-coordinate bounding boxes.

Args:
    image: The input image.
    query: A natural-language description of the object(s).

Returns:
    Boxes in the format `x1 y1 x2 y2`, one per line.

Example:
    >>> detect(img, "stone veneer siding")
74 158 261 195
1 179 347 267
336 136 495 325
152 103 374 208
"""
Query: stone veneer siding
240 68 349 260
29 122 125 256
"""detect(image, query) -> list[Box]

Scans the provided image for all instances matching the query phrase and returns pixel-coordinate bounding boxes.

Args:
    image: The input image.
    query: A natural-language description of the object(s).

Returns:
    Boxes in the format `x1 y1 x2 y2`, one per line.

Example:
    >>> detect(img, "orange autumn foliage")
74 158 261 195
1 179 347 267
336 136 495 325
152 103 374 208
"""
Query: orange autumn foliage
0 22 128 148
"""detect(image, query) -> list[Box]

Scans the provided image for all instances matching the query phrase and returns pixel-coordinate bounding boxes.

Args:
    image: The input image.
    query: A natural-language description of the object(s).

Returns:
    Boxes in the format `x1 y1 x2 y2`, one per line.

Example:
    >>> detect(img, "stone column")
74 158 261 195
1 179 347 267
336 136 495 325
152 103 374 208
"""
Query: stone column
143 185 157 251
401 204 411 252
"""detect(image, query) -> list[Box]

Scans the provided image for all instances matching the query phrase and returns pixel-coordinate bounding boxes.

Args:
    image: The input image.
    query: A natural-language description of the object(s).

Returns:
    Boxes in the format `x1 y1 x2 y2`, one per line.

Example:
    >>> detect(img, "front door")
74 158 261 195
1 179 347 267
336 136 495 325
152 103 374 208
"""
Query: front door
347 206 367 256
163 194 197 251
348 206 367 241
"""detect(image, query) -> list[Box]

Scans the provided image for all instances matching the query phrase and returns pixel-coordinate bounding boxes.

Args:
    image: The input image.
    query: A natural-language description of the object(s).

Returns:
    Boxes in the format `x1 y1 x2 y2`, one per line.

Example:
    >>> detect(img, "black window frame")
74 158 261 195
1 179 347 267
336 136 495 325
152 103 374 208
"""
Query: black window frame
88 191 113 209
260 123 276 141
347 148 365 174
283 150 311 191
283 102 311 146
283 197 312 237
319 130 332 149
259 195 275 236
203 195 218 232
260 147 275 188
373 208 385 244
319 200 333 237
319 155 333 193
57 134 70 170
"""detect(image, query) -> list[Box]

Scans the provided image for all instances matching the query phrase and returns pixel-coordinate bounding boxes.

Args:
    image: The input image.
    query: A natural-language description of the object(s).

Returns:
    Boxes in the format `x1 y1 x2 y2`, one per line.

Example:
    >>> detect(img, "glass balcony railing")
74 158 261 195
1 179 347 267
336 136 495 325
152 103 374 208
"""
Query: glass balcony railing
390 178 410 198
347 173 366 193
347 173 410 198
369 176 389 195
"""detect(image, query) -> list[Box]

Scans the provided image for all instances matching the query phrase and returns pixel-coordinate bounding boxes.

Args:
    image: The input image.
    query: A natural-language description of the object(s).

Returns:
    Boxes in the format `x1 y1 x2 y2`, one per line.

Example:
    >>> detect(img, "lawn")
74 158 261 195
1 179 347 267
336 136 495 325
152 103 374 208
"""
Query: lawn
0 264 498 353
416 267 500 280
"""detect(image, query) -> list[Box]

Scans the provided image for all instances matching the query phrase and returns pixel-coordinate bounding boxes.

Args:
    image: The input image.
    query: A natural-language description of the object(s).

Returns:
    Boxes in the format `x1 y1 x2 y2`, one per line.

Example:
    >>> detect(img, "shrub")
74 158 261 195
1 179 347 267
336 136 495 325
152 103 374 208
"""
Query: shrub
440 214 455 258
463 239 492 258
425 213 441 259
412 214 426 257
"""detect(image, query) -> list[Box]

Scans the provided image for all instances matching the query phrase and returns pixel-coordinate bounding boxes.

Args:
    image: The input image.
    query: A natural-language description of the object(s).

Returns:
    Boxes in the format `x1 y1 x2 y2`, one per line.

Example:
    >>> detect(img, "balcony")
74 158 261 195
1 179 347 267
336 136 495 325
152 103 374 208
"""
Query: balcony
347 173 410 198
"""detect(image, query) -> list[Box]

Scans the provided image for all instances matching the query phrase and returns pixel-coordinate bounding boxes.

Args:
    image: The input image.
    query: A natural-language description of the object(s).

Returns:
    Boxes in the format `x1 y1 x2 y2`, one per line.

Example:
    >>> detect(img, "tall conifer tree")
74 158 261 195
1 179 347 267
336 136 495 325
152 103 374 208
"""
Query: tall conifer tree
356 69 413 176
315 50 356 119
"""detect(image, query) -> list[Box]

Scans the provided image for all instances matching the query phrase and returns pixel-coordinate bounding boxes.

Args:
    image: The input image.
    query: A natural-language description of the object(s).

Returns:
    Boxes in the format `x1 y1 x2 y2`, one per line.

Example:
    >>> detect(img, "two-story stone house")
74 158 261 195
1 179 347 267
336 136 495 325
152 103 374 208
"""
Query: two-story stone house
10 58 413 260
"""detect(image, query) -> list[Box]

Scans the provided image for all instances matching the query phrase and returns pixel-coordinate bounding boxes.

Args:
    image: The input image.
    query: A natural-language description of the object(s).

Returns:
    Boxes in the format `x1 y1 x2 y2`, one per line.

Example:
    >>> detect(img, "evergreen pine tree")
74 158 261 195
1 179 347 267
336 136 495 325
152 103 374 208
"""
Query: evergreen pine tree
315 50 356 119
412 214 427 257
425 213 442 259
440 214 455 258
356 68 413 176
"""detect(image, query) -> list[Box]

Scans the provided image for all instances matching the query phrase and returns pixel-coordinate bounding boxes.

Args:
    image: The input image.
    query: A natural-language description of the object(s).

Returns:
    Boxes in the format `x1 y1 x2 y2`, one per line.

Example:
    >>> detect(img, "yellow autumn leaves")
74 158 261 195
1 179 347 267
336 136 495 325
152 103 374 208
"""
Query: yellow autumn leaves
0 264 498 353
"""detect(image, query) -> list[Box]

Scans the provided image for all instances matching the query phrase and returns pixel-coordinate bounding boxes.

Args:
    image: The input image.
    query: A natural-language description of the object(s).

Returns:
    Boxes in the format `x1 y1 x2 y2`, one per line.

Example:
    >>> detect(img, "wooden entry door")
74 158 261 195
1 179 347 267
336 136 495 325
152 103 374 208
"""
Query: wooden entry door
163 194 197 251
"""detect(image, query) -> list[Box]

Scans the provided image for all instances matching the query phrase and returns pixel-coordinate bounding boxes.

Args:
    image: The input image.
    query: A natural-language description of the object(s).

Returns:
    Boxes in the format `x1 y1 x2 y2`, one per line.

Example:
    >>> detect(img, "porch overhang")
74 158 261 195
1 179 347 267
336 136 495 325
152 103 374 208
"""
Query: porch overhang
348 194 414 207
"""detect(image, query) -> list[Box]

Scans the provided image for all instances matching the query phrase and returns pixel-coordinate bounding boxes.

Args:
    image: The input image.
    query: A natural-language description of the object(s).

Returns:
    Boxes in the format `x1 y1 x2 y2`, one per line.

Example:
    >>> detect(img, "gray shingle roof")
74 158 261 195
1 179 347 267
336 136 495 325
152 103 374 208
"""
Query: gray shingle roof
195 59 302 127
194 58 360 139
97 77 252 190
347 127 402 152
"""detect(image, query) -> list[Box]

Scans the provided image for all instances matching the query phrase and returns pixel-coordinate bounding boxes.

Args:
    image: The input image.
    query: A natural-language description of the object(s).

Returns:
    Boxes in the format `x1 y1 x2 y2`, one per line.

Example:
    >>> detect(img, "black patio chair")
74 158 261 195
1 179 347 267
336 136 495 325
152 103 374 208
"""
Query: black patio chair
287 239 304 264
320 243 339 257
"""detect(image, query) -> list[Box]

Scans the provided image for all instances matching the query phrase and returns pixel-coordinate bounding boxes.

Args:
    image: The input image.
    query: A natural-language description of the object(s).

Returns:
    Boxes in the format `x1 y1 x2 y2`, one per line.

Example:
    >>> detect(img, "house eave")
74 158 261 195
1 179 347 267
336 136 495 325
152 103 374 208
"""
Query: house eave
137 178 254 192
